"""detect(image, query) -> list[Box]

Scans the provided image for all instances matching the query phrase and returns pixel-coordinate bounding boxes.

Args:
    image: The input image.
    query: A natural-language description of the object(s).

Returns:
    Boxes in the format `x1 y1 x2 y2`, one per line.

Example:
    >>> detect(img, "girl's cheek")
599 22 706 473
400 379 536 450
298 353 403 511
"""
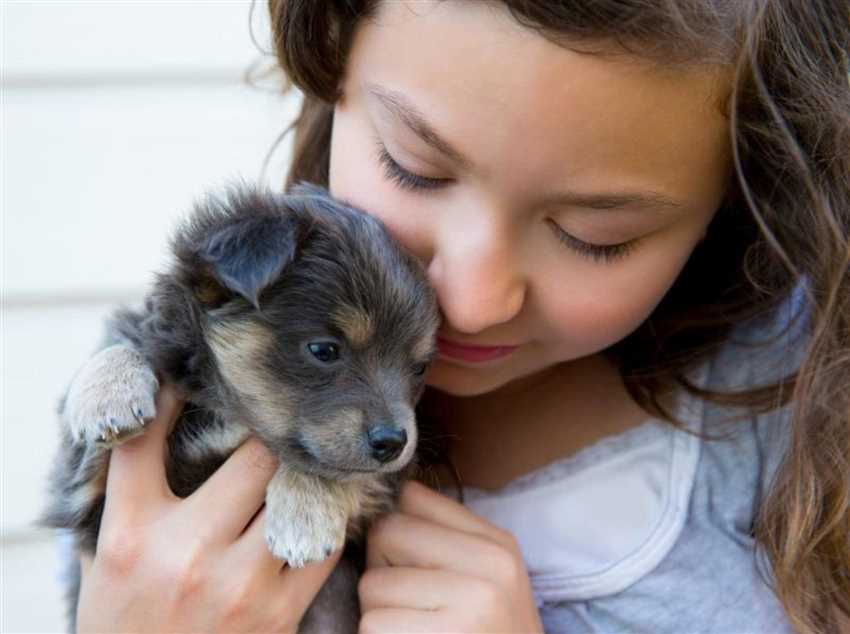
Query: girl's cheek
331 106 397 219
328 104 376 206
330 104 436 264
540 227 701 356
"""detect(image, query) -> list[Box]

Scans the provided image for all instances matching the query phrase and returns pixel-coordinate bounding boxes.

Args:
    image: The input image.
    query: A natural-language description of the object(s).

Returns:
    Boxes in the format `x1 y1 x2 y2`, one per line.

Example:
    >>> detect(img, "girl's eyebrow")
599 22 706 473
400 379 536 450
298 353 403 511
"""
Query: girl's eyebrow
539 190 686 214
365 82 686 215
365 82 472 170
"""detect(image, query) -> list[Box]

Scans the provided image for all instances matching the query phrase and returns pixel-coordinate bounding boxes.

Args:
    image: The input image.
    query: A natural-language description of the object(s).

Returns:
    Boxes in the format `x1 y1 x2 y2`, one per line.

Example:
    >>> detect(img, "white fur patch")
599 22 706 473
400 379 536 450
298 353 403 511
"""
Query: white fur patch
63 345 158 446
265 466 354 567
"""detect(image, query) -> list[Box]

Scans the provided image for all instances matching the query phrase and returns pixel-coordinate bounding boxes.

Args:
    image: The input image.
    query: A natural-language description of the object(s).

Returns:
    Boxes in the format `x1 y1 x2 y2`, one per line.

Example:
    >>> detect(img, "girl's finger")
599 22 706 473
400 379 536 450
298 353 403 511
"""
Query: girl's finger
279 545 344 617
360 608 448 634
398 480 508 545
232 505 346 616
366 512 509 581
358 565 469 612
187 437 279 540
103 383 183 519
229 507 287 577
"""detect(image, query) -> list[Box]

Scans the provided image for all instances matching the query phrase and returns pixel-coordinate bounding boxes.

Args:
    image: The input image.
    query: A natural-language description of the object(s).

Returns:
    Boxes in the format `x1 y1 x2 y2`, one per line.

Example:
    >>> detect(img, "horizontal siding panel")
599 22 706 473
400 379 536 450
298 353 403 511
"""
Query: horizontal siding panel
3 5 300 628
1 534 67 633
4 0 270 79
5 83 300 298
3 302 134 533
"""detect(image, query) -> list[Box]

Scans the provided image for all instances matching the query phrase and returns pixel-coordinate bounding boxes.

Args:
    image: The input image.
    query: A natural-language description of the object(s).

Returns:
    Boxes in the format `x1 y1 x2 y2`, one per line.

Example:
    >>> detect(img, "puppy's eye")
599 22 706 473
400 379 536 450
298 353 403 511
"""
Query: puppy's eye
307 341 340 363
412 362 429 376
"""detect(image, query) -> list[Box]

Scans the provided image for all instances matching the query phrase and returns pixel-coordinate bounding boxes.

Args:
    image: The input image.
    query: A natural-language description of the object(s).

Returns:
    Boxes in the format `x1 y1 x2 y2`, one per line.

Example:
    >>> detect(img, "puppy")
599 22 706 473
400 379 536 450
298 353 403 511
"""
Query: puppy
43 182 440 633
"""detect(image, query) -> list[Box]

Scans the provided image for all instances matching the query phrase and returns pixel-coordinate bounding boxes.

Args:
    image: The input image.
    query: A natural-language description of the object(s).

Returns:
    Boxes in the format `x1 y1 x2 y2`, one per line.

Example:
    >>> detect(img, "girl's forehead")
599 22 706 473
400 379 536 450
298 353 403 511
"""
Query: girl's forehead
350 0 732 207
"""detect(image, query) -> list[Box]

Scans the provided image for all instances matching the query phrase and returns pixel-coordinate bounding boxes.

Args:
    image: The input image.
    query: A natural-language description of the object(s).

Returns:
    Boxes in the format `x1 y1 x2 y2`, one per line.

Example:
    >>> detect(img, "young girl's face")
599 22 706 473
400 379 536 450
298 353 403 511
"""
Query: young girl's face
329 0 732 398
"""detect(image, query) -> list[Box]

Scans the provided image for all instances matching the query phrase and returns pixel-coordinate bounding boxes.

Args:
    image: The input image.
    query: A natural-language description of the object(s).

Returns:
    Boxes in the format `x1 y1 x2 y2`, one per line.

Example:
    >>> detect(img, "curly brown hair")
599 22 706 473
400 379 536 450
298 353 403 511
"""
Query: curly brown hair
260 2 850 632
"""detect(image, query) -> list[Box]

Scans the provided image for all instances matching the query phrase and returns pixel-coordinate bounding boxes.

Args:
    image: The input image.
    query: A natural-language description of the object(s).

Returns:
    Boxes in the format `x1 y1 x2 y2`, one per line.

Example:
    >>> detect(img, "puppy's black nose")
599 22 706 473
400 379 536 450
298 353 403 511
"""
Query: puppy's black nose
366 425 407 463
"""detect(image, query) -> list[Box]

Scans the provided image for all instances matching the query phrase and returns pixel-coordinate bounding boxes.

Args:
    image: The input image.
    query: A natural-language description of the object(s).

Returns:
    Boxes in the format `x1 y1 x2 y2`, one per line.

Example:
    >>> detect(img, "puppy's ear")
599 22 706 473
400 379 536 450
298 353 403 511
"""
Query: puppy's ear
197 215 299 310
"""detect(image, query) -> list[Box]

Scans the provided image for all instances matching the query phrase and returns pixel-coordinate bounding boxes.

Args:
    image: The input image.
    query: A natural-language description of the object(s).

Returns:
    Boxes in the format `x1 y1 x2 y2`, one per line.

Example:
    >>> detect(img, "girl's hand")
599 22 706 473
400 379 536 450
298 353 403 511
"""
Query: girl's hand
359 480 543 634
76 383 341 633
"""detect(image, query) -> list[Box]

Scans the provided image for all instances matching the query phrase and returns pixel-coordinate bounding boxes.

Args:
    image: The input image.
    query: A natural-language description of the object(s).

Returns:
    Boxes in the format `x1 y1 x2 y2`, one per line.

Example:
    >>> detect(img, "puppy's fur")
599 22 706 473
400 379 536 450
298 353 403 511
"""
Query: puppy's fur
43 183 440 633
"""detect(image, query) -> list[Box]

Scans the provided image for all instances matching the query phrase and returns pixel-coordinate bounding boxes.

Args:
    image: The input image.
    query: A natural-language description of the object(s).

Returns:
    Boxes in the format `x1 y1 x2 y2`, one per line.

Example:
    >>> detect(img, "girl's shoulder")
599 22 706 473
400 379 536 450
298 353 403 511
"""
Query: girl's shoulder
704 278 810 393
691 280 809 497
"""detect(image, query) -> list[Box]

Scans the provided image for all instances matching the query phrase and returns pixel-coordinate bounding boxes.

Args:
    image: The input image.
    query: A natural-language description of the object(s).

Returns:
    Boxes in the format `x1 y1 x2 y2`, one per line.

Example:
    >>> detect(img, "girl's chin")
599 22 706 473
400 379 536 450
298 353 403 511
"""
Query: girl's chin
424 359 517 398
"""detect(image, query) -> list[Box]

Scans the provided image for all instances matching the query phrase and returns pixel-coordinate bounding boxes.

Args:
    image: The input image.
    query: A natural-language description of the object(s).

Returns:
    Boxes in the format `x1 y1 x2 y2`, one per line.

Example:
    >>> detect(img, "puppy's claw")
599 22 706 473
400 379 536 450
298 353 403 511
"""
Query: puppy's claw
63 345 159 447
132 395 156 423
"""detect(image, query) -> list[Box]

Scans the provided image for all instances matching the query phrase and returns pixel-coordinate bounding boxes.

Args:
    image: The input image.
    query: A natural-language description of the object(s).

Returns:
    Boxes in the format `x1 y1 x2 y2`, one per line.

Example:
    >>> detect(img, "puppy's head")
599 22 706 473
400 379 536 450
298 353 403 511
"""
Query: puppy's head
173 183 439 480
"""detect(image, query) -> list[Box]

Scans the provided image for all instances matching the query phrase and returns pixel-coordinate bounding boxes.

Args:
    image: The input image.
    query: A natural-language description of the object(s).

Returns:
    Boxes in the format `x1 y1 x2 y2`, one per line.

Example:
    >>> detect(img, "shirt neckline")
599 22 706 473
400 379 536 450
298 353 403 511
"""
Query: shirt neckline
461 418 670 501
445 361 709 603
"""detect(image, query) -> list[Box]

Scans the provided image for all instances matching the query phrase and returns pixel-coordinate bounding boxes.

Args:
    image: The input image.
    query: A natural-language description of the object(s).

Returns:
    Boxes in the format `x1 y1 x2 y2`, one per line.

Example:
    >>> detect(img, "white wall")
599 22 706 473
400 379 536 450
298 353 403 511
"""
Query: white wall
2 2 300 630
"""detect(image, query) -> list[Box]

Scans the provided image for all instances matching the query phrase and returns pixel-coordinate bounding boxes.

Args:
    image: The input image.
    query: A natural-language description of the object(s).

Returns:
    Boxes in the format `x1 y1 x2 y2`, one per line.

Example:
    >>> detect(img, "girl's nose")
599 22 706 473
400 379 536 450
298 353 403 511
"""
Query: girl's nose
426 220 526 335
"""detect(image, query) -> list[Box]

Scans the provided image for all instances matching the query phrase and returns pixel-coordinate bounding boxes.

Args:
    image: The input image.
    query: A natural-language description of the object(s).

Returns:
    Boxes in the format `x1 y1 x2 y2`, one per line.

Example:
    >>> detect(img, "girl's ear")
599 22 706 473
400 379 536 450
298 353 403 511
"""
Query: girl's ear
195 214 300 310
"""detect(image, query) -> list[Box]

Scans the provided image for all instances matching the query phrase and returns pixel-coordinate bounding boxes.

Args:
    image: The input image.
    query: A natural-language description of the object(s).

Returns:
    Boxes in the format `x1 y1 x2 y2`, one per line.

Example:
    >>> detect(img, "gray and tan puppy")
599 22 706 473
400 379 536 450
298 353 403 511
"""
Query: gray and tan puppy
43 183 440 633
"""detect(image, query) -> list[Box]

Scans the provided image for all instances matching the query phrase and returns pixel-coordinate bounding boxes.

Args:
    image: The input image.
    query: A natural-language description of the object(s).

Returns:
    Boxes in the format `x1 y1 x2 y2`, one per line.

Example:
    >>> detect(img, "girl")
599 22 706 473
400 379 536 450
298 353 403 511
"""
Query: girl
74 1 849 633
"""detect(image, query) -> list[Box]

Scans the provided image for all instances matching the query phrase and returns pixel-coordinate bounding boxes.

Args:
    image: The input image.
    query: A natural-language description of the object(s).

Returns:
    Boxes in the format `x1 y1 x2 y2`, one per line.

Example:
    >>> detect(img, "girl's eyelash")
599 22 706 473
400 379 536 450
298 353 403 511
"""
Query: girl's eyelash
372 137 636 264
547 220 637 264
373 138 450 191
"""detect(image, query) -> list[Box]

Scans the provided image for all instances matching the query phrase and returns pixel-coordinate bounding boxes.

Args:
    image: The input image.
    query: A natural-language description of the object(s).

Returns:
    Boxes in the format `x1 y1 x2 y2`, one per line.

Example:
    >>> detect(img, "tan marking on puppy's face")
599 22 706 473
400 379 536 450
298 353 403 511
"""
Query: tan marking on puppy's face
333 305 375 348
301 404 416 474
208 319 292 431
412 308 440 364
304 406 366 465
412 332 437 361
195 276 227 306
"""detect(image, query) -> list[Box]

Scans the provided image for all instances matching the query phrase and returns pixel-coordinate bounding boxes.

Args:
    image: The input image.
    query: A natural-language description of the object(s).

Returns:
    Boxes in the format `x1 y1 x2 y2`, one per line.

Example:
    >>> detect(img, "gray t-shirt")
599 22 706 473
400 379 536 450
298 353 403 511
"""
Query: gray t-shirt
453 289 809 634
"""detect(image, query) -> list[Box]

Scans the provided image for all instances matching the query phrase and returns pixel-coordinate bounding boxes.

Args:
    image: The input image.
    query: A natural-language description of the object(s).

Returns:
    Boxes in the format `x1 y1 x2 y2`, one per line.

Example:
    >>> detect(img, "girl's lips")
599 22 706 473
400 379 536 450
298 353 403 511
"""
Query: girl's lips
436 337 518 363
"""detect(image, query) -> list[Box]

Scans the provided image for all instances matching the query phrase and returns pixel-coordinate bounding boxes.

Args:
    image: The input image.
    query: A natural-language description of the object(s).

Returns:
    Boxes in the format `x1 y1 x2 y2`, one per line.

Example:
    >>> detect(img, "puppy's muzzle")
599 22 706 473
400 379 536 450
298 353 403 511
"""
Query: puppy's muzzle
366 424 407 464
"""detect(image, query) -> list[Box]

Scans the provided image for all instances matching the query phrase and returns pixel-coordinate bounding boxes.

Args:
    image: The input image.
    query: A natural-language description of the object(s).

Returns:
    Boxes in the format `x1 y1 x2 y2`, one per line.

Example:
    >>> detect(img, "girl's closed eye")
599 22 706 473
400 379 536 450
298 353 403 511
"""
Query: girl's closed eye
547 221 637 264
372 136 637 264
372 136 451 192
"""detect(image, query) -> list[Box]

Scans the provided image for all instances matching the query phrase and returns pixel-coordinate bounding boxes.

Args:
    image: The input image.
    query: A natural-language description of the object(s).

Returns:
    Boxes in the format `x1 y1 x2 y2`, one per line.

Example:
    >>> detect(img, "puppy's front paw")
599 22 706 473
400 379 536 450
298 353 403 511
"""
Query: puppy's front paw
63 345 159 447
265 472 348 568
